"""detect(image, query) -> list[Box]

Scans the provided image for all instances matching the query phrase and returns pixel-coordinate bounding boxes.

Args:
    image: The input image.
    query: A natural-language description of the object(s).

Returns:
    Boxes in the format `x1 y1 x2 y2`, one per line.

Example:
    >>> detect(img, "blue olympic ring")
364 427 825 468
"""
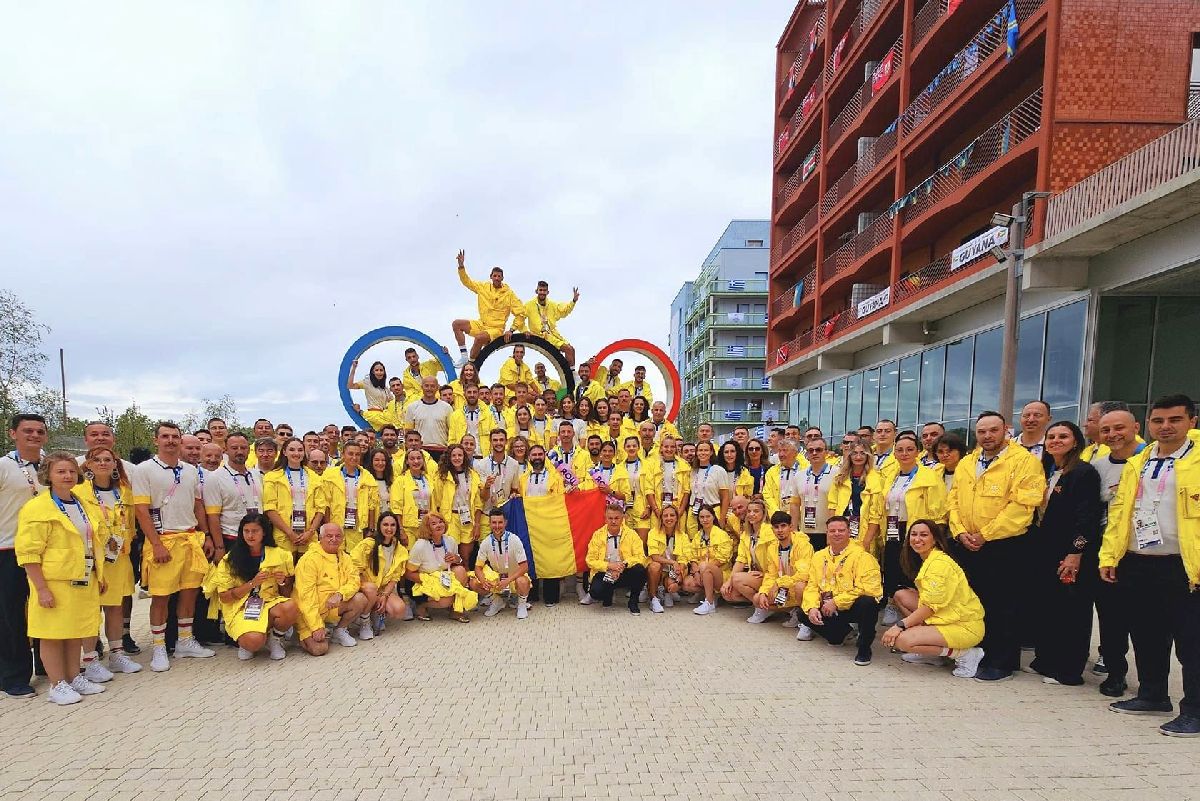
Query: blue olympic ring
338 326 458 430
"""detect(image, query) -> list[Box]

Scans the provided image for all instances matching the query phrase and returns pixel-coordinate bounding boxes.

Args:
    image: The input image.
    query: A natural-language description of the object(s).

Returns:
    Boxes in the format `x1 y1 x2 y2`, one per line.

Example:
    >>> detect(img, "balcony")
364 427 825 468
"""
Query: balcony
827 35 904 148
705 345 767 362
820 124 898 216
825 0 888 87
771 266 817 320
900 1 1042 140
709 312 767 328
776 143 822 217
707 377 776 392
700 409 791 425
821 211 893 282
772 205 819 271
772 326 814 369
775 75 824 165
778 11 826 114
911 0 949 49
898 87 1043 228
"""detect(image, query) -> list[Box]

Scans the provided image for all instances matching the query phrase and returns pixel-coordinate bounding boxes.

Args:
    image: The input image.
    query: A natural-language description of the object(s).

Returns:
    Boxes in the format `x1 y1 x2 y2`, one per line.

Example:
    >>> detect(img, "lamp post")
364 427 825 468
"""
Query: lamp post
995 191 1052 424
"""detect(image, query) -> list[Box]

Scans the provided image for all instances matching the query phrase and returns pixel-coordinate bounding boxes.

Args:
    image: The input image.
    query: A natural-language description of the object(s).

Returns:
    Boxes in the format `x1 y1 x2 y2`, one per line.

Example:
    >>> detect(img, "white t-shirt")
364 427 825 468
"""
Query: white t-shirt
0 453 42 549
524 468 552 497
776 463 804 504
473 455 522 511
406 399 453 447
1131 441 1191 556
408 535 460 573
204 466 263 538
475 531 528 575
691 464 729 507
800 464 836 533
131 457 202 533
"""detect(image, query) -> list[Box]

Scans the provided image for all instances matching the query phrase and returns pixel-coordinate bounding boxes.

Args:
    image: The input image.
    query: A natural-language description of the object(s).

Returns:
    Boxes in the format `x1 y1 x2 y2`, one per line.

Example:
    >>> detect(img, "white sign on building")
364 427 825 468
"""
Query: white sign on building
951 226 1009 271
856 286 890 319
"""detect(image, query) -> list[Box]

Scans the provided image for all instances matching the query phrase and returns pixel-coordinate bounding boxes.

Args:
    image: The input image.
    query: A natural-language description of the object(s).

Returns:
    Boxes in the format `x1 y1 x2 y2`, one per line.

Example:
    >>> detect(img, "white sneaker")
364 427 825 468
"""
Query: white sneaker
268 635 287 661
107 652 141 674
83 661 114 683
952 647 985 678
69 675 106 696
688 592 703 605
516 601 529 620
357 621 375 640
746 608 771 624
454 353 469 369
795 623 815 641
47 680 82 705
579 592 593 606
650 596 664 614
484 596 506 617
576 581 588 600
402 604 415 621
638 588 649 603
902 653 946 666
149 646 170 672
663 591 674 608
782 609 800 628
237 647 254 661
693 600 716 616
881 604 901 627
174 638 215 659
332 627 357 647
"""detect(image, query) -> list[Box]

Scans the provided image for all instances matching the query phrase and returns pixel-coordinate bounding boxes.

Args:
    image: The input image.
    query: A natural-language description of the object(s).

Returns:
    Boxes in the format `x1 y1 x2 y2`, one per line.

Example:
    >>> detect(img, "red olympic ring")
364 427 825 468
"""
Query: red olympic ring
590 339 682 422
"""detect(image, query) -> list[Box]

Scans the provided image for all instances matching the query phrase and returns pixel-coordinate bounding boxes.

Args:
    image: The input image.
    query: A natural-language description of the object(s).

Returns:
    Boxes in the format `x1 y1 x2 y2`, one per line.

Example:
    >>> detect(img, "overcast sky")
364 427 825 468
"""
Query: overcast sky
1 2 791 429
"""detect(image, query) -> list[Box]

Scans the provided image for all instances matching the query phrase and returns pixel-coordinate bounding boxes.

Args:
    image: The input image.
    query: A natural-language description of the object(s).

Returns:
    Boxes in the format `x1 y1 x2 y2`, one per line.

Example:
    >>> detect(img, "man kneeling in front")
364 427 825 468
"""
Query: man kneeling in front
474 509 532 620
801 516 883 666
585 504 649 615
293 524 369 655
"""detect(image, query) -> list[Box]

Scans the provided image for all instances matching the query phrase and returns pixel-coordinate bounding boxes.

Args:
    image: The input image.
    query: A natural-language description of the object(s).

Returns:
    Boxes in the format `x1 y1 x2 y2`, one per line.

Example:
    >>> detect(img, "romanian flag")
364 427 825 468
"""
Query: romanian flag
501 490 610 580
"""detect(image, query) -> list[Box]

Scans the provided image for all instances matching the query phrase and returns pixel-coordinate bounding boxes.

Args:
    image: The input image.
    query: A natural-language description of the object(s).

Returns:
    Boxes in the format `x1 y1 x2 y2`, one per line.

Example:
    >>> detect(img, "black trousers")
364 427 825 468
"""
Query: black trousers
806 532 827 553
882 537 910 599
0 550 31 689
955 536 1024 672
808 595 878 650
588 565 647 609
531 578 560 605
1119 553 1198 710
1030 553 1097 683
1095 576 1130 679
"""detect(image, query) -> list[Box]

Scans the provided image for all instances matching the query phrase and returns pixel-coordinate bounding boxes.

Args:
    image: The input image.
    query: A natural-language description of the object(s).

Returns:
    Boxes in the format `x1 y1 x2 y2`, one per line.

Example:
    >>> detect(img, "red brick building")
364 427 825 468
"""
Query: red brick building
767 0 1200 396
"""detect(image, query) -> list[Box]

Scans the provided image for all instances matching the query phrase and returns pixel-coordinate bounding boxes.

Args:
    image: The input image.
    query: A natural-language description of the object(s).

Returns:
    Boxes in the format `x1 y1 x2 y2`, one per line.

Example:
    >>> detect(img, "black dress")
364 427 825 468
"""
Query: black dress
1029 457 1102 684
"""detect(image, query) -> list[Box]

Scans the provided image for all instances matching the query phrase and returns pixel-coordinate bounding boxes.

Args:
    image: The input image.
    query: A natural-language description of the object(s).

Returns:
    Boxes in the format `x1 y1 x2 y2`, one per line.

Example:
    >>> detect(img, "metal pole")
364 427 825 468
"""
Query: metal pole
997 200 1025 424
59 348 67 423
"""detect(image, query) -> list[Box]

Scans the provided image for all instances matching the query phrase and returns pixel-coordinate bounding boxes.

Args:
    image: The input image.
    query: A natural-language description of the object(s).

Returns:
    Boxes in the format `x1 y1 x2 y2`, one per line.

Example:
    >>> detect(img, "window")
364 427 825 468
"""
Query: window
833 378 847 436
820 383 834 435
878 361 899 423
861 367 880 427
747 240 765 247
1016 313 1046 409
752 335 766 347
1150 297 1200 414
919 346 945 423
846 373 863 432
1043 301 1086 409
971 327 1003 417
1093 297 1153 410
898 354 921 430
944 336 973 421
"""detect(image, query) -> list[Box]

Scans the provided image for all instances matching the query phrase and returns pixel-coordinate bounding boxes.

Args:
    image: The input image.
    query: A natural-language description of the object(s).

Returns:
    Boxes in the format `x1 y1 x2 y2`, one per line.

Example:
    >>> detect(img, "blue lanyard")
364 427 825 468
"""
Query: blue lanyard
51 492 80 516
154 457 182 484
285 467 306 491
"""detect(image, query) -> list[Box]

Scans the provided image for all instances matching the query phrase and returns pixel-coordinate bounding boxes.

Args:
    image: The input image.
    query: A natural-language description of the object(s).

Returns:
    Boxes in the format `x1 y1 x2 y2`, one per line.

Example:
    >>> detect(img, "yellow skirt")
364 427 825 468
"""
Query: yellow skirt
98 554 134 605
224 596 292 641
935 619 985 650
343 527 366 551
142 531 208 596
27 578 100 639
412 571 478 613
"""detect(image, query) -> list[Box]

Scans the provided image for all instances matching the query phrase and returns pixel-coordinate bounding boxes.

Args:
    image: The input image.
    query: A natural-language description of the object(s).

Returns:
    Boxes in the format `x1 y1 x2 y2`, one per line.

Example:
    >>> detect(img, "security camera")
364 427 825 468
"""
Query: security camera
989 245 1008 262
991 212 1014 228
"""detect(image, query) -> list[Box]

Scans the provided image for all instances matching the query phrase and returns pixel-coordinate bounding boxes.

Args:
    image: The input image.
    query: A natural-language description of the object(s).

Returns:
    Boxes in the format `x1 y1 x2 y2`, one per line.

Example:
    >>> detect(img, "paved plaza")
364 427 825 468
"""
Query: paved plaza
2 596 1196 801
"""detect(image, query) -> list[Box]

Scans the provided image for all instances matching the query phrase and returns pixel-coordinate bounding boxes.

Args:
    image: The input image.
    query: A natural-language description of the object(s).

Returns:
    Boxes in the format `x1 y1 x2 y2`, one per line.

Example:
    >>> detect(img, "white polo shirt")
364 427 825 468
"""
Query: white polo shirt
473 454 522 511
475 531 527 576
408 535 460 573
131 457 202 533
203 466 262 539
0 452 42 549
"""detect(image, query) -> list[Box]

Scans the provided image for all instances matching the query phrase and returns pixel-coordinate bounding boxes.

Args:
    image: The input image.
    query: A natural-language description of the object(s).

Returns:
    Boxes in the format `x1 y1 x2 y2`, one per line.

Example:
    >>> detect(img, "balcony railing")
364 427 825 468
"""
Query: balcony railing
707 377 774 392
911 0 947 48
826 0 887 85
771 326 815 369
701 409 790 425
827 35 904 146
772 205 819 264
695 278 768 307
775 74 824 161
770 265 818 319
779 11 826 105
704 345 767 361
1045 117 1200 239
821 211 893 279
898 87 1042 225
819 124 898 215
1190 83 1200 120
777 142 822 207
709 312 767 327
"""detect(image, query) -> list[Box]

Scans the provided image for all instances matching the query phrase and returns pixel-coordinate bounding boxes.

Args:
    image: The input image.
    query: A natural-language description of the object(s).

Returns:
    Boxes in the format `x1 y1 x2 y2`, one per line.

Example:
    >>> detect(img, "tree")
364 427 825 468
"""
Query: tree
0 291 52 450
108 403 157 456
179 394 241 435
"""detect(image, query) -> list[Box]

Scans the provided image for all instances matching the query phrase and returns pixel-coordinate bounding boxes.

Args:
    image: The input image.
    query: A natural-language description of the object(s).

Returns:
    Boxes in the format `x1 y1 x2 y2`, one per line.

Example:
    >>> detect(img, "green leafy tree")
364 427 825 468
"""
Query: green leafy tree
0 291 52 450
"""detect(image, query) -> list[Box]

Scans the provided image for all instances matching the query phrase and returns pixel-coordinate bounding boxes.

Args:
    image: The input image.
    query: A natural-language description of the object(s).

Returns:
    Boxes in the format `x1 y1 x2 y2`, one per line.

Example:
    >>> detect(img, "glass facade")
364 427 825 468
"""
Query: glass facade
1093 295 1200 423
789 300 1087 443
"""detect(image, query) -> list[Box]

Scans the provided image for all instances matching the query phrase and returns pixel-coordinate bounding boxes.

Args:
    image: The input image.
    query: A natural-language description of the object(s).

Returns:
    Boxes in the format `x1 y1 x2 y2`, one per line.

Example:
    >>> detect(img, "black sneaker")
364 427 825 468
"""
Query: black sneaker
1091 655 1108 675
1160 714 1200 737
628 604 641 616
122 634 141 655
854 648 872 666
3 683 35 699
1110 698 1173 715
1099 676 1128 698
974 667 1015 683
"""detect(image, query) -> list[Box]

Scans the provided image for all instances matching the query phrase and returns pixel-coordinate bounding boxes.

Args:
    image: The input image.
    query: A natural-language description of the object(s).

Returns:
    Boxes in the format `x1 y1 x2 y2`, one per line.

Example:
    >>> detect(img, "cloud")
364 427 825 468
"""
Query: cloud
0 1 791 428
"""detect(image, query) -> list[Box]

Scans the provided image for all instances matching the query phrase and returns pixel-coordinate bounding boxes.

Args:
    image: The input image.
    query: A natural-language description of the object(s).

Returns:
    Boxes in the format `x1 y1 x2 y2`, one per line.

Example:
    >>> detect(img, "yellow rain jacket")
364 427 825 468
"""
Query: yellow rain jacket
617 380 654 405
262 467 327 554
640 457 692 516
458 266 525 333
448 406 496 449
915 548 984 628
350 536 410 588
948 446 1045 541
401 359 443 407
519 465 565 496
203 546 294 637
826 470 886 523
876 464 948 525
682 525 734 567
801 540 883 611
521 297 576 344
292 547 361 639
499 358 536 398
585 525 649 575
757 535 815 603
321 467 381 550
388 471 436 531
432 469 482 542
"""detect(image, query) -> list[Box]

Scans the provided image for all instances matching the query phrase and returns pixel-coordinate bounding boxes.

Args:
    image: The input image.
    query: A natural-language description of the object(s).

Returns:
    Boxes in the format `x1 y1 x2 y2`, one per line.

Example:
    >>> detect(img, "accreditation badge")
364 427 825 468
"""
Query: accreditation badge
149 507 164 534
291 509 306 532
774 586 789 606
440 571 454 589
886 515 901 542
104 535 123 564
1133 508 1164 550
244 591 264 621
803 504 817 531
73 556 95 587
344 507 358 530
847 515 860 538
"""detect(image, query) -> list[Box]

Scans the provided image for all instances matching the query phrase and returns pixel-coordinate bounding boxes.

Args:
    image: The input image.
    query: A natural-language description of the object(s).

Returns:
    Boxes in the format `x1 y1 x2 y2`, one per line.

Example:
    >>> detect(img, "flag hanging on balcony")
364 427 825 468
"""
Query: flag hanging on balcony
809 25 818 55
777 128 791 154
776 345 789 365
948 0 963 14
727 280 745 291
723 410 743 421
1006 0 1019 59
801 87 818 120
760 378 771 389
871 50 895 92
724 377 744 388
793 282 805 306
832 31 848 73
802 148 818 180
726 344 746 357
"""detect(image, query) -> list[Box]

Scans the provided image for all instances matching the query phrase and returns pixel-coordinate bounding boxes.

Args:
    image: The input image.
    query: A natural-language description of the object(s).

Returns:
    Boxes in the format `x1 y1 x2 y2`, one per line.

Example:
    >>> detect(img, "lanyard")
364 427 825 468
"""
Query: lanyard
875 451 891 467
52 493 94 553
466 407 479 422
342 468 359 507
489 457 505 476
92 484 123 529
285 466 307 504
7 452 39 497
608 533 621 558
530 469 545 486
1137 441 1194 508
153 457 183 506
821 549 852 590
226 467 258 507
491 532 510 571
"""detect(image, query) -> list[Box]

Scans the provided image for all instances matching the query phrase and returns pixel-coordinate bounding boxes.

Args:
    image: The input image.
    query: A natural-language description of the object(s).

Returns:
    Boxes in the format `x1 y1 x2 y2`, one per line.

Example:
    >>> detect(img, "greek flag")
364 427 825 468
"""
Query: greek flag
726 345 746 357
723 410 743 421
727 280 745 291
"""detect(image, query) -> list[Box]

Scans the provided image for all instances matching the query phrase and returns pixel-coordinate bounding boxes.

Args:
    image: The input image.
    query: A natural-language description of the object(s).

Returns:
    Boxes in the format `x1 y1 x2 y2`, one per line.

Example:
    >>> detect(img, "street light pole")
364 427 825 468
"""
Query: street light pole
997 191 1052 424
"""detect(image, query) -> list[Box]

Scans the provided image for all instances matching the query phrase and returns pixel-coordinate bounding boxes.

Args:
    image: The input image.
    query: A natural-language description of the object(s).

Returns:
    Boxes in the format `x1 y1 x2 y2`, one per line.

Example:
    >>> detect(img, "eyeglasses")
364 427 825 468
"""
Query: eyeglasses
746 446 762 451
807 447 826 453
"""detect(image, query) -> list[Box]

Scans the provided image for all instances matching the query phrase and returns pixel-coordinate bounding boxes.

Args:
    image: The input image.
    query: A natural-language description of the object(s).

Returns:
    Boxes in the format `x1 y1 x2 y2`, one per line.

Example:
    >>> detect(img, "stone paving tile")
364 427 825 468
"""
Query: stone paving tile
0 599 1194 801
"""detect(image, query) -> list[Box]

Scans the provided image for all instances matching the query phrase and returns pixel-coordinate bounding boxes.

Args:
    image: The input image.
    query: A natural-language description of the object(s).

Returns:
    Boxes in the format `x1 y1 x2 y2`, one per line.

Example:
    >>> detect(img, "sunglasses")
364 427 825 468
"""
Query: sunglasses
746 446 762 451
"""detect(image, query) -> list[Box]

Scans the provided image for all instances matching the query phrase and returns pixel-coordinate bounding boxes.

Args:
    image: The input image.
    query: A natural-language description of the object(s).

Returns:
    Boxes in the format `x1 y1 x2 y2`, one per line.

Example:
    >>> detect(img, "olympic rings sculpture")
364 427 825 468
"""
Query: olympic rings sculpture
339 331 682 425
